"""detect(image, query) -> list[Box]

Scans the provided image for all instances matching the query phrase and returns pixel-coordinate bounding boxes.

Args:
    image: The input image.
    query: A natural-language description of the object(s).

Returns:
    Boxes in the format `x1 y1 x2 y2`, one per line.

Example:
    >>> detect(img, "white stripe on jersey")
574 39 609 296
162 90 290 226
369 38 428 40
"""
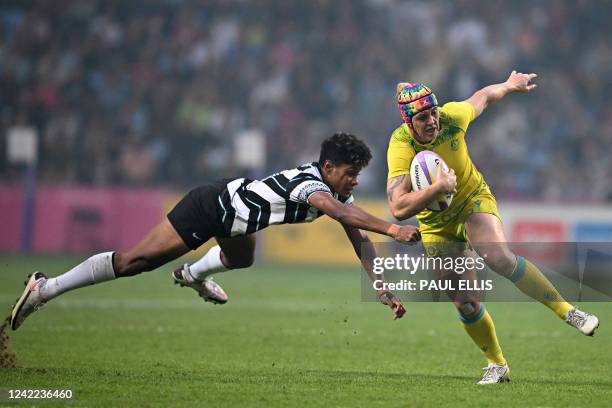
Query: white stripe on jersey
281 168 302 180
248 180 287 224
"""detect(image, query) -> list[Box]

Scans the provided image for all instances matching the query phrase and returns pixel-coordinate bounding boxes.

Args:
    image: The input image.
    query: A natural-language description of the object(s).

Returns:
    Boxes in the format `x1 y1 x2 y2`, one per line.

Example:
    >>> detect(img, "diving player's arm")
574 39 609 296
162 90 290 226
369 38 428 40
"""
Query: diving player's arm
342 224 406 320
386 166 456 221
466 70 538 119
307 192 420 244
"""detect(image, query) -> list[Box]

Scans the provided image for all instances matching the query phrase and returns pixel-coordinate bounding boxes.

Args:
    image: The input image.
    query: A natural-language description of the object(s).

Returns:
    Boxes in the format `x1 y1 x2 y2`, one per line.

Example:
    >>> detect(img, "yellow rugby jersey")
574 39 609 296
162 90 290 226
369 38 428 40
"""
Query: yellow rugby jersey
387 101 489 227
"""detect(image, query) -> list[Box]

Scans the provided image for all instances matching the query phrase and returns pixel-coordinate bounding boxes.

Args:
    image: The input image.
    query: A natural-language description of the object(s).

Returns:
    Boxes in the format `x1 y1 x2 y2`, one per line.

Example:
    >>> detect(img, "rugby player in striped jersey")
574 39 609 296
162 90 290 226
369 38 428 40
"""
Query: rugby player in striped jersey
11 133 420 331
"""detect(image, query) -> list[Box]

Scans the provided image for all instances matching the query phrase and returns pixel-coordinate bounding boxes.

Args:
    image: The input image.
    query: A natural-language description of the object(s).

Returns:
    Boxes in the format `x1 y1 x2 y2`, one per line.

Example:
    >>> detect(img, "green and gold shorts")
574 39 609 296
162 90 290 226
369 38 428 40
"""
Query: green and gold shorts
420 186 500 257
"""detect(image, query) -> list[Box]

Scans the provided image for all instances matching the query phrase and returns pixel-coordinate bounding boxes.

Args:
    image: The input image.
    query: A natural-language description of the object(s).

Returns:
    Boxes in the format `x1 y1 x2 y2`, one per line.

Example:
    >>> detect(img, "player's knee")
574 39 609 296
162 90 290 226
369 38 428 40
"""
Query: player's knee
482 249 515 276
457 301 480 320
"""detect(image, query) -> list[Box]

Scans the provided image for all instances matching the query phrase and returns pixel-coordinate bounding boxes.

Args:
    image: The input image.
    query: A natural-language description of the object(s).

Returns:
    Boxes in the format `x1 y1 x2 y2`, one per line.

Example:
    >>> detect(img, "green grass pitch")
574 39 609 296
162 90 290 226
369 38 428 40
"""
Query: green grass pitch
0 254 611 407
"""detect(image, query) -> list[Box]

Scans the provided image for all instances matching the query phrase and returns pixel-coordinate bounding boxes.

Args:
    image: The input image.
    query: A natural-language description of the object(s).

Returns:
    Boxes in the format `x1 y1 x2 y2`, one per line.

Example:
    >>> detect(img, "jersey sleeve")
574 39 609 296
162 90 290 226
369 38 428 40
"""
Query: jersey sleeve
440 101 476 132
289 179 332 204
387 134 416 179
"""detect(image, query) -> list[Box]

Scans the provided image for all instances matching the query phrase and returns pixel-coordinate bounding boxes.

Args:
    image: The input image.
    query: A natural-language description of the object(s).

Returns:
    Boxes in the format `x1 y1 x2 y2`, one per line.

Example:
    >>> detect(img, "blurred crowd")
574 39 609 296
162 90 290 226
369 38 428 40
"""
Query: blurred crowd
0 0 610 201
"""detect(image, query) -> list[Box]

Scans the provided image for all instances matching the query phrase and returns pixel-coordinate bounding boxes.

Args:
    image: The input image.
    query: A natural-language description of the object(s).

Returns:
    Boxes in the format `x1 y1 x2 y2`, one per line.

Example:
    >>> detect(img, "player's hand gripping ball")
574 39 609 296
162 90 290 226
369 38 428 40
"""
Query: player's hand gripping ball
410 151 453 211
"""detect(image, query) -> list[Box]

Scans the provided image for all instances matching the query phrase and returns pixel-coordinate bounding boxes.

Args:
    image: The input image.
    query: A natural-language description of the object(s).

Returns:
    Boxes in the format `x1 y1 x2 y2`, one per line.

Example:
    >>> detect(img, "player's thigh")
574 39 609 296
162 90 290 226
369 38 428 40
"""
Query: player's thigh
465 212 507 243
465 212 515 276
117 218 191 274
460 188 501 240
215 234 256 268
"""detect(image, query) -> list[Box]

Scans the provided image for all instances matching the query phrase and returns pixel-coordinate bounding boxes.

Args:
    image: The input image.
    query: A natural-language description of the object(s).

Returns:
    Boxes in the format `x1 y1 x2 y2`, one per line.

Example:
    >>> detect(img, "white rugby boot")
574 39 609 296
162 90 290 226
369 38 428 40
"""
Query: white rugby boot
565 308 599 336
477 364 510 385
10 272 48 330
172 264 228 304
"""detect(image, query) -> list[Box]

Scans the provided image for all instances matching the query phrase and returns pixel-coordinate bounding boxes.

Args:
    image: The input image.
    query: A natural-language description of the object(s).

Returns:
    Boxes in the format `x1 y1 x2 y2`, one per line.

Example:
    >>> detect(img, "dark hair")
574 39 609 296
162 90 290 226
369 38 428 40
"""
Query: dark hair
318 133 372 168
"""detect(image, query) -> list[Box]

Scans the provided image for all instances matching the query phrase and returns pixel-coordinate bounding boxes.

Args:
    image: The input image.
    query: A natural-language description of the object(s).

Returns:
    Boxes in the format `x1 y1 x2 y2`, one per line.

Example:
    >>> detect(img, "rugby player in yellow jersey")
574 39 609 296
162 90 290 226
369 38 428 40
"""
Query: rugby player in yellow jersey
386 71 600 384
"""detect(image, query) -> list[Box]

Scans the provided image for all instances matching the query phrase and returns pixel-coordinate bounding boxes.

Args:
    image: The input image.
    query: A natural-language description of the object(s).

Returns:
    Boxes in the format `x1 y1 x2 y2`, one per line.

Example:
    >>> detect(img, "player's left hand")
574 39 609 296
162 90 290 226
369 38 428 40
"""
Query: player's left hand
390 224 421 245
378 290 406 320
506 70 537 93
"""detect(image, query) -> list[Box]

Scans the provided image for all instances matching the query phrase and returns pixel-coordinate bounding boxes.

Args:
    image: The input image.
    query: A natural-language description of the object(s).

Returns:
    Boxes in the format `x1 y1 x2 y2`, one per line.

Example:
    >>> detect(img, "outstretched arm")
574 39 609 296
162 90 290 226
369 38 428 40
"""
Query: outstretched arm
466 70 538 119
342 224 406 320
308 192 420 244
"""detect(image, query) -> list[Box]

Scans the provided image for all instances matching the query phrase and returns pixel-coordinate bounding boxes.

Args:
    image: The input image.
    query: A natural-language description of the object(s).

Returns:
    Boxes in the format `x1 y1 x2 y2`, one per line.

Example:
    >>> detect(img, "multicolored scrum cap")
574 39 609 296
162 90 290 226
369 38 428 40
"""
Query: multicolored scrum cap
397 82 438 128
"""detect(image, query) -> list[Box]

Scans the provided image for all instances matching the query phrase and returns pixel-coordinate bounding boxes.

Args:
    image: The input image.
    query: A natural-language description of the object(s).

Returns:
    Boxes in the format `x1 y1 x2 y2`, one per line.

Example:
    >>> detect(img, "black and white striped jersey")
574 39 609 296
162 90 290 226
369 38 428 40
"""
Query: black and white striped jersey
217 162 354 237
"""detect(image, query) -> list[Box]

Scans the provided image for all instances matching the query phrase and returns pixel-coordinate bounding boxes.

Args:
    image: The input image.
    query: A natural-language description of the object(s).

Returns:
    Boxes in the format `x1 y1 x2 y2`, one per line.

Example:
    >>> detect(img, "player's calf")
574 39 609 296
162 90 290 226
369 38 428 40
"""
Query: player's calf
222 254 254 269
113 252 156 277
215 235 256 272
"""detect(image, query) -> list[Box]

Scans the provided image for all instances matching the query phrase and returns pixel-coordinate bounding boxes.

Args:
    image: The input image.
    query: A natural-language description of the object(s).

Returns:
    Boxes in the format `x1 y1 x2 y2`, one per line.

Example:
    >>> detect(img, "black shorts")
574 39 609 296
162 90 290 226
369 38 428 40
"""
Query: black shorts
167 179 234 250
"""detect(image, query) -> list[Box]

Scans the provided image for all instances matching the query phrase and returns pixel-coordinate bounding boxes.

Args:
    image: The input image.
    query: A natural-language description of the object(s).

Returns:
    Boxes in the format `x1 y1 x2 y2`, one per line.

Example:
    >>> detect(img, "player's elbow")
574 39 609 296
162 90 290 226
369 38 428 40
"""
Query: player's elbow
389 203 412 221
392 211 411 222
390 206 405 221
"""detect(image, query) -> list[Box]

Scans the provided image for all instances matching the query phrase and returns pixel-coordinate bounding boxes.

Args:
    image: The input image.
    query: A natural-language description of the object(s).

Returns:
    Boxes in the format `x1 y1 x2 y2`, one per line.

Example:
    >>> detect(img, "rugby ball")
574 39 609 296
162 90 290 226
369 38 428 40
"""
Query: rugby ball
410 151 453 211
